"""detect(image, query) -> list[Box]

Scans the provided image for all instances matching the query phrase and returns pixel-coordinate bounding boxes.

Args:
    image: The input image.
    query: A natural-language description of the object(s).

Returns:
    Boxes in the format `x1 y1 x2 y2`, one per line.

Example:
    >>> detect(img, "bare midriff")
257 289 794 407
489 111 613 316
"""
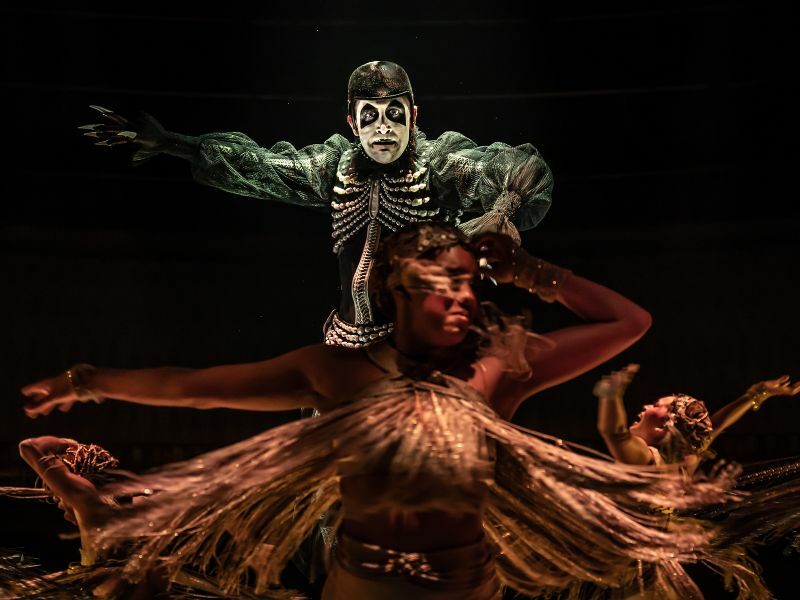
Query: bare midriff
339 473 487 551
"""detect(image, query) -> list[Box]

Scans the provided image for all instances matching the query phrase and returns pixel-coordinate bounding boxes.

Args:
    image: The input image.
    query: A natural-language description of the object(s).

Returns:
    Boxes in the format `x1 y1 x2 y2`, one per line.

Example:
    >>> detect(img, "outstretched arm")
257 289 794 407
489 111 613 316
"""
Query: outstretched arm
594 365 653 465
475 235 652 419
80 105 348 209
80 105 199 162
708 376 800 443
22 345 330 418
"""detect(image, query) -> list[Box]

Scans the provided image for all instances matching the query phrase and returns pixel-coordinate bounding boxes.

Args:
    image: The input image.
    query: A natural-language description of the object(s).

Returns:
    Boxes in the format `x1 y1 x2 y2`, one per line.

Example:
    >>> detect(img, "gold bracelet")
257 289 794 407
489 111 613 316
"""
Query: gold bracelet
65 363 103 404
749 387 771 412
511 249 572 303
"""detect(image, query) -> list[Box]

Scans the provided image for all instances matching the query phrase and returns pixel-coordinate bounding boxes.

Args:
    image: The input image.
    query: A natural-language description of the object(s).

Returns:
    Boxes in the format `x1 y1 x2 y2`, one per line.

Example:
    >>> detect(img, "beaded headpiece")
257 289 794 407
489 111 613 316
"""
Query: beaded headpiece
369 223 468 319
660 394 714 461
62 443 119 477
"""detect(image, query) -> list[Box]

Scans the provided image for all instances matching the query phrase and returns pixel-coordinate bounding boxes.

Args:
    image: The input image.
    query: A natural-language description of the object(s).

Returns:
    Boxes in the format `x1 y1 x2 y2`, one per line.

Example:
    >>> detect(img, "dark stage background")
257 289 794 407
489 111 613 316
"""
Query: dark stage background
2 2 799 597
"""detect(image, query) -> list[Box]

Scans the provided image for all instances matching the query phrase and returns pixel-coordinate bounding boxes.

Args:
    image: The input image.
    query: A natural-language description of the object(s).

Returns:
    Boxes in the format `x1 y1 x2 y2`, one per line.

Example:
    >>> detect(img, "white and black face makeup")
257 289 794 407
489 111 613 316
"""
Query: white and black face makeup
351 96 412 164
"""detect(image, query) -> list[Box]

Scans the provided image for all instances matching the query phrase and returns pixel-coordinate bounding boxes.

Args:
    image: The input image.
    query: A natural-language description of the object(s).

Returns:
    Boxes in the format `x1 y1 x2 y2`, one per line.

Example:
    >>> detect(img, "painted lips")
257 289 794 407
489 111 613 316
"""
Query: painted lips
446 314 470 325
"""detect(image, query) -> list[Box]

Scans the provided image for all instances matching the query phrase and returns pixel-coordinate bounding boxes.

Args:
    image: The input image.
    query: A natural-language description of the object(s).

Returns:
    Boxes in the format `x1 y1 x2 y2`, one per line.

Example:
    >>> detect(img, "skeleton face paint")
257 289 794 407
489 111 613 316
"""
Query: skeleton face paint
353 97 412 164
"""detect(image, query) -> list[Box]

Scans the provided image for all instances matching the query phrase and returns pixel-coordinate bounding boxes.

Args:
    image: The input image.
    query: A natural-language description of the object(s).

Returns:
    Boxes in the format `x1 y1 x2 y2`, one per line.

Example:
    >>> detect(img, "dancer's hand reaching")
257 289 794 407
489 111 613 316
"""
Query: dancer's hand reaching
593 364 640 400
21 373 78 418
79 105 170 164
746 375 800 400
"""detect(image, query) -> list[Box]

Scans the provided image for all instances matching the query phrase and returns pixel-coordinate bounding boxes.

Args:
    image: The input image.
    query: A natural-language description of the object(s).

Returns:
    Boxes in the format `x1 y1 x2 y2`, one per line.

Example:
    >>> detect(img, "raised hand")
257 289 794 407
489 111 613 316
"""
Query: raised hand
470 232 517 284
593 363 640 400
747 375 800 401
78 105 169 164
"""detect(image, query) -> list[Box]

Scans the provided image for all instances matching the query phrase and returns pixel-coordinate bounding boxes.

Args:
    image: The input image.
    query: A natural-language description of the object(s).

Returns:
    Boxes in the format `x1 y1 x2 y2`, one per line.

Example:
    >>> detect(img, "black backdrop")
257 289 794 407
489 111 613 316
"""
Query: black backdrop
2 2 799 597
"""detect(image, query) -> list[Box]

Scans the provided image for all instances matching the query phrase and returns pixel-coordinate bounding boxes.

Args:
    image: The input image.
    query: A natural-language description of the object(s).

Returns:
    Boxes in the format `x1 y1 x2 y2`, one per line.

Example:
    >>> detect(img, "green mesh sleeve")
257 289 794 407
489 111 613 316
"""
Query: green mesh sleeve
190 132 351 210
425 131 553 232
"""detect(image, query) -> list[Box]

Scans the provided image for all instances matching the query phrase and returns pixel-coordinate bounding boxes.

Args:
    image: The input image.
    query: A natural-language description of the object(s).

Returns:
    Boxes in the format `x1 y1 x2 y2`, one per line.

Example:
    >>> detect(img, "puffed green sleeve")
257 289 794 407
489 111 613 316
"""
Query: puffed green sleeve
425 131 553 242
188 132 352 210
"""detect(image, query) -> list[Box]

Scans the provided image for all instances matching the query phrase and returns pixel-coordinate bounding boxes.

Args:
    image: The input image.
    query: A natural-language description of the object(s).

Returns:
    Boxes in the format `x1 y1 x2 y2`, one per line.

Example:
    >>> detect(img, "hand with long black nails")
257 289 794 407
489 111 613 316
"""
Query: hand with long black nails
79 105 171 164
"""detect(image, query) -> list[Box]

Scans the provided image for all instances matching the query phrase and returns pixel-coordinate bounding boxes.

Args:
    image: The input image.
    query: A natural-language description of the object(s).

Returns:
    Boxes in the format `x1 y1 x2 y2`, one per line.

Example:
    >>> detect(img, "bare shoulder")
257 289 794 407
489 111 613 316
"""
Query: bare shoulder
294 344 383 409
289 343 366 373
264 343 343 374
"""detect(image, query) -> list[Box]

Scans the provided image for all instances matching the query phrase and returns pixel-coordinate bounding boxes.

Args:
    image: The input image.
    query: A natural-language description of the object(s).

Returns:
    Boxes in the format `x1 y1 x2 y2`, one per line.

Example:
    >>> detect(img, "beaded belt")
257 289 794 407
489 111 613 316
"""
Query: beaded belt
323 311 394 348
334 532 498 591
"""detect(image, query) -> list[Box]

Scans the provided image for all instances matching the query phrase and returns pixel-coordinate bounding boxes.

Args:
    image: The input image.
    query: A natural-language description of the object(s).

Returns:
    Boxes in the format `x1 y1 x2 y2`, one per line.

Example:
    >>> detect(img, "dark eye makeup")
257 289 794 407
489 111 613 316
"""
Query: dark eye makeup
359 105 378 126
359 101 407 128
386 101 407 124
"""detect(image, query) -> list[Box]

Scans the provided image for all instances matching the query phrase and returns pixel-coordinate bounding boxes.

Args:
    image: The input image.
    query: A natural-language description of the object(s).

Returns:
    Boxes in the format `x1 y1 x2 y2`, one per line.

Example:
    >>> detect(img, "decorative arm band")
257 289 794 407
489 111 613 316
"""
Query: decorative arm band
746 385 772 412
65 363 103 404
511 250 572 303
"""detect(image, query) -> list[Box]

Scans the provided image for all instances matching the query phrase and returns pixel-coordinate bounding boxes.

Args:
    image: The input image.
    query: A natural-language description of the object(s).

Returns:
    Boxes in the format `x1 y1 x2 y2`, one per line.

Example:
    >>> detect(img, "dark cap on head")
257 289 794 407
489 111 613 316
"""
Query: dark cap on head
347 61 414 117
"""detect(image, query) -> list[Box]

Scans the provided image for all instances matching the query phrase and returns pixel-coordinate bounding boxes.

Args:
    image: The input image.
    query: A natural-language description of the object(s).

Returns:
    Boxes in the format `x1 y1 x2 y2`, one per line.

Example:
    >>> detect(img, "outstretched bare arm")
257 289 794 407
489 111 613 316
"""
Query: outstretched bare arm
22 345 331 418
708 376 800 443
594 365 653 465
